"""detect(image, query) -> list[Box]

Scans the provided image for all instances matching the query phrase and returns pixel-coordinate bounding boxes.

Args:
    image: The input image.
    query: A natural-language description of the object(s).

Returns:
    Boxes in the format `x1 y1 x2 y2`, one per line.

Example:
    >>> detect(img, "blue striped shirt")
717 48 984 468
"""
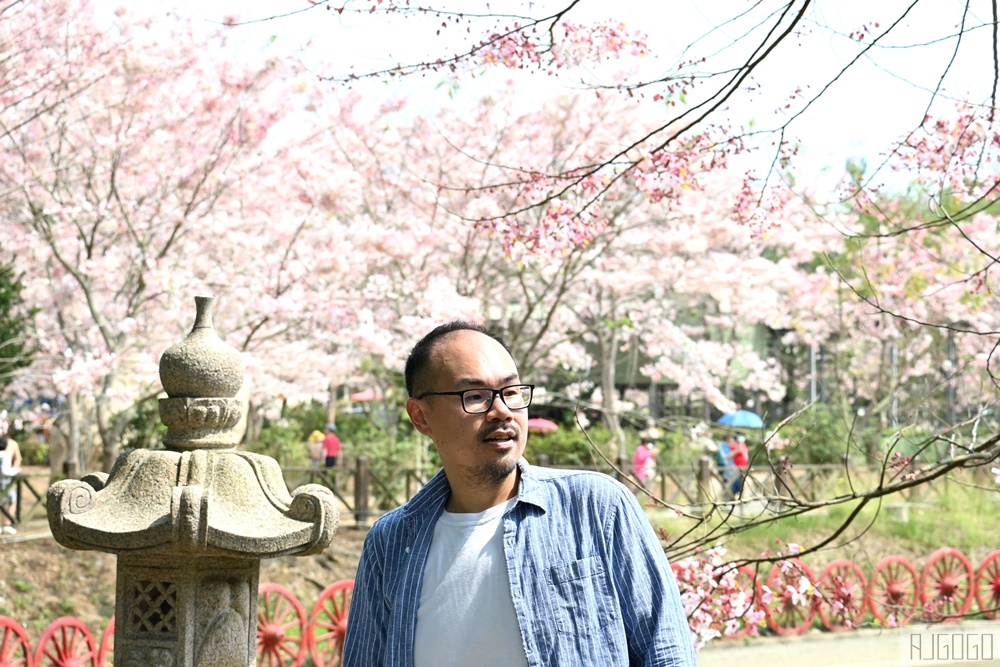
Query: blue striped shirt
342 458 696 666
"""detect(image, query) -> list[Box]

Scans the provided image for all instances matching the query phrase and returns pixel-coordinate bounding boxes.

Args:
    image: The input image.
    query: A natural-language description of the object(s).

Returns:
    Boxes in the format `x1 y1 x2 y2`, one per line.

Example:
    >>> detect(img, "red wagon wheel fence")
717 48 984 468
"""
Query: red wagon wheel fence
7 549 1000 662
307 579 354 667
760 558 819 636
254 580 355 667
816 559 868 631
728 548 989 636
33 616 98 667
0 579 356 667
920 547 975 622
975 549 1000 619
0 616 32 667
257 583 309 667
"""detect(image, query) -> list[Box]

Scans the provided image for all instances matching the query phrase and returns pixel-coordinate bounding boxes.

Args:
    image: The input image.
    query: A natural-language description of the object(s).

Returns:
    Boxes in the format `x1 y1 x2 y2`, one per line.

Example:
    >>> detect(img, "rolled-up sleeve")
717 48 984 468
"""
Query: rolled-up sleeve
607 488 696 666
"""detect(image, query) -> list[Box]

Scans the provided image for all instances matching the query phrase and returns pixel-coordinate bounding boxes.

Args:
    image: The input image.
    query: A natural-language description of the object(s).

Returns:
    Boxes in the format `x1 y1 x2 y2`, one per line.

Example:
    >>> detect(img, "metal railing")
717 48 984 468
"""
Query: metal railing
0 473 49 529
279 455 941 527
0 458 966 533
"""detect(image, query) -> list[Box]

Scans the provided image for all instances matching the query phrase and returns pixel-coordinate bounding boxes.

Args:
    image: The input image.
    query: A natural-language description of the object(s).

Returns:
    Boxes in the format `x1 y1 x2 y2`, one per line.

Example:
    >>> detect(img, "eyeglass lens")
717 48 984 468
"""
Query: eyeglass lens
462 385 532 413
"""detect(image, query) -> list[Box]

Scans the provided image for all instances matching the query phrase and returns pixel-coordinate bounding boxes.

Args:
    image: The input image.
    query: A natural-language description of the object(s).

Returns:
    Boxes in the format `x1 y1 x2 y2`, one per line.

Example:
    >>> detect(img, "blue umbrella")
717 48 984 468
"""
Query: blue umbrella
717 410 765 429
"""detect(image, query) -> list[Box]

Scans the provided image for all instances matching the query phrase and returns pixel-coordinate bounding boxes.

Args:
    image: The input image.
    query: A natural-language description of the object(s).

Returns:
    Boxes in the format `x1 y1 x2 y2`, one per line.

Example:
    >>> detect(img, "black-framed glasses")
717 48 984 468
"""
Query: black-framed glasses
416 384 535 414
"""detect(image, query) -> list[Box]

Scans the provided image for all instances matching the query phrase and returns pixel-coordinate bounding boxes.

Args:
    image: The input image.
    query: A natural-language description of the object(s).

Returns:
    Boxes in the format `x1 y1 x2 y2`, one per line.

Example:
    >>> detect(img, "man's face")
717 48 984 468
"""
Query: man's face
406 330 528 492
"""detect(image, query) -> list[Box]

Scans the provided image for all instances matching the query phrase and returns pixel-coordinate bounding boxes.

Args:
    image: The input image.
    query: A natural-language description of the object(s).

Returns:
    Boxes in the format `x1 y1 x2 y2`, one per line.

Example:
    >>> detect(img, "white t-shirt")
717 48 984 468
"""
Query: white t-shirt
413 499 529 667
0 449 15 477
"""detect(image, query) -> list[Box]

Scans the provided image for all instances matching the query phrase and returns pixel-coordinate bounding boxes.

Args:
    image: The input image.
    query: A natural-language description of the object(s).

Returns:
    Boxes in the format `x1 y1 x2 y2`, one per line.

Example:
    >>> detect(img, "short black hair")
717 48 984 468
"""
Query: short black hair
404 320 509 397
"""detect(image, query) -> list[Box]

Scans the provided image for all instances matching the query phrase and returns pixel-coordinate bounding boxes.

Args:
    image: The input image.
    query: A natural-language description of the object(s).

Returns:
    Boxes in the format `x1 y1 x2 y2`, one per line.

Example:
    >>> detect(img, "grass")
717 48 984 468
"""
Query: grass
655 473 1000 570
651 476 1000 633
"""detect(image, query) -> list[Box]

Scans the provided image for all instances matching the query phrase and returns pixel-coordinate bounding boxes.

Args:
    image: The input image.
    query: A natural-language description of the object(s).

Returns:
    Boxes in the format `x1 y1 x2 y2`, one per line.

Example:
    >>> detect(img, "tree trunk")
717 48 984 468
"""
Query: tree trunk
95 393 120 473
599 327 627 451
326 383 338 426
244 400 263 446
65 392 80 479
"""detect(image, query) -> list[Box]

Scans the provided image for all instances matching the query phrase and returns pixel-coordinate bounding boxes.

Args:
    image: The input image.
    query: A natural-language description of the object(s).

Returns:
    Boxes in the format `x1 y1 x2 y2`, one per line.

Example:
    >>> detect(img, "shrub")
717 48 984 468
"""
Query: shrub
250 420 308 467
283 400 328 439
18 438 48 465
120 398 166 451
777 404 875 464
525 423 627 467
336 412 385 454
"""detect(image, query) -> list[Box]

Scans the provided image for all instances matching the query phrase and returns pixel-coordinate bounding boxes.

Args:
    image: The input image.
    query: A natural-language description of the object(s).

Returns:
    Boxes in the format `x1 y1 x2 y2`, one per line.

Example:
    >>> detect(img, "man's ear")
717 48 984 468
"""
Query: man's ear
406 397 433 437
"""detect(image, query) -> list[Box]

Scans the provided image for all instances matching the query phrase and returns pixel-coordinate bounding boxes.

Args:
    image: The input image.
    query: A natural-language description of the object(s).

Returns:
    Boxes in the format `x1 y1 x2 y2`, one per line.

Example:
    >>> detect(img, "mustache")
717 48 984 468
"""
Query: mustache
481 423 521 439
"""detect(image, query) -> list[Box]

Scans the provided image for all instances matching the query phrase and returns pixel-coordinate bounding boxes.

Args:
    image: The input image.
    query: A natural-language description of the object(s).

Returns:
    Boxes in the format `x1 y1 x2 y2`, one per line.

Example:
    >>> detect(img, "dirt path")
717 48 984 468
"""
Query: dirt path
0 522 367 631
698 621 1000 667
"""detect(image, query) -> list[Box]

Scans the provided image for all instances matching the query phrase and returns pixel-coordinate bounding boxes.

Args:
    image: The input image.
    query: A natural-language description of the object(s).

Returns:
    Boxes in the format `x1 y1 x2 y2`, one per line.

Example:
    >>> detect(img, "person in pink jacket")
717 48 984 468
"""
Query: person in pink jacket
631 441 657 486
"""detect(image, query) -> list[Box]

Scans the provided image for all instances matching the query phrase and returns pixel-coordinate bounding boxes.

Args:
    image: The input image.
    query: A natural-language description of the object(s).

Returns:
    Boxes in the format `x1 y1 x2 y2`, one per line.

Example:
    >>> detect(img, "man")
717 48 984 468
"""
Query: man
730 434 750 496
343 321 695 666
0 431 22 535
715 435 737 499
322 424 341 469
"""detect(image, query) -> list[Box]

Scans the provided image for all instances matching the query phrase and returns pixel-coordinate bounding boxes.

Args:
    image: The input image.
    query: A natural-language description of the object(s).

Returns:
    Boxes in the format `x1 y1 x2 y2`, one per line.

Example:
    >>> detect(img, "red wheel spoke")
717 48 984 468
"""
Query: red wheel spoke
309 580 354 667
312 629 338 643
257 584 307 667
0 618 32 667
763 559 816 636
976 551 1000 618
277 641 301 660
270 598 288 619
868 556 920 625
35 617 97 667
98 616 114 667
817 559 868 631
921 548 973 622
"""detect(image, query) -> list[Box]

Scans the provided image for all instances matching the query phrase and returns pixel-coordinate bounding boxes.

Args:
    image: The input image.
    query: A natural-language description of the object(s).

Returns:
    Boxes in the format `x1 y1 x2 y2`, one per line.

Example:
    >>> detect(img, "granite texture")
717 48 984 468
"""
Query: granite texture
47 296 339 667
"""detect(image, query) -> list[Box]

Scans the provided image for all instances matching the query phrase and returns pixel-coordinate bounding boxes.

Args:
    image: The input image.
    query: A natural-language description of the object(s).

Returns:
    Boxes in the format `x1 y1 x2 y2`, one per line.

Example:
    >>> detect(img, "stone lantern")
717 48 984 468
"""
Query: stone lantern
47 296 339 667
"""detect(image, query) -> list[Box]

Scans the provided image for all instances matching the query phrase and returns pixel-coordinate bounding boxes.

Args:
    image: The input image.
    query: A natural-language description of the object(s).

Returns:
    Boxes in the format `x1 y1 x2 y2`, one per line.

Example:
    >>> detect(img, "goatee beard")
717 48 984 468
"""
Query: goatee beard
472 459 517 489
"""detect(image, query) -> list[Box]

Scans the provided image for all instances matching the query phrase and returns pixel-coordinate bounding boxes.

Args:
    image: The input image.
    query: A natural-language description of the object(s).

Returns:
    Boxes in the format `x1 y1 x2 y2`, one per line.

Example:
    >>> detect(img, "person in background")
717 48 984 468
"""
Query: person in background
343 320 696 666
729 434 750 496
631 440 658 487
715 434 737 499
0 430 22 535
307 429 325 467
323 424 341 469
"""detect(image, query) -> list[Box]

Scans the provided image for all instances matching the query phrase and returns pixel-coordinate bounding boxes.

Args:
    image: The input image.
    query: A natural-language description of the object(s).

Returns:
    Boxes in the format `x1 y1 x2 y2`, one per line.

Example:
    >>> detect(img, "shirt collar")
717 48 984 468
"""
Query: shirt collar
512 458 549 513
402 457 549 520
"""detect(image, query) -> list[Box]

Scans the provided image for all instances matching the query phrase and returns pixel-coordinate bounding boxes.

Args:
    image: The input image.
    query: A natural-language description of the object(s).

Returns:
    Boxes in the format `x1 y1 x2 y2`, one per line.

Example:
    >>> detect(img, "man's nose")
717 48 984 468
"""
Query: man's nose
485 391 515 420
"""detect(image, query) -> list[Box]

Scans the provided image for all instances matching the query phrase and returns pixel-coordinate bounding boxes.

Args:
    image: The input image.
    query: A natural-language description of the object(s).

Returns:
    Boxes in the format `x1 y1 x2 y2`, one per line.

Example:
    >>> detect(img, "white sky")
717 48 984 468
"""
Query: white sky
158 0 997 198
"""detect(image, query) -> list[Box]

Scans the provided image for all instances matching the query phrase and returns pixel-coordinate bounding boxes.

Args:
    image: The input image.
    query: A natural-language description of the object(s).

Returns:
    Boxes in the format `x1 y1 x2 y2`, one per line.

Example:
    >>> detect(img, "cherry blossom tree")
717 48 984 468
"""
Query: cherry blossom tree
1 7 997 625
205 1 998 444
0 0 336 471
0 263 36 392
173 0 1000 640
289 81 848 450
210 2 991 242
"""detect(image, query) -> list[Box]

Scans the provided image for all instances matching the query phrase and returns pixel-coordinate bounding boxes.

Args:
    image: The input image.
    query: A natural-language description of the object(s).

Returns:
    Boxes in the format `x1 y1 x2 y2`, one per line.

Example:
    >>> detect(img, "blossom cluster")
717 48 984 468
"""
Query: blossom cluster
670 547 766 650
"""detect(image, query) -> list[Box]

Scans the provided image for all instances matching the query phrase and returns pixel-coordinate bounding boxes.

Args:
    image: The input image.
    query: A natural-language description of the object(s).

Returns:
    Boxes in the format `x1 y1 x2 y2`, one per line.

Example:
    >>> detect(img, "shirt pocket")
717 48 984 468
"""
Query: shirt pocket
547 555 618 637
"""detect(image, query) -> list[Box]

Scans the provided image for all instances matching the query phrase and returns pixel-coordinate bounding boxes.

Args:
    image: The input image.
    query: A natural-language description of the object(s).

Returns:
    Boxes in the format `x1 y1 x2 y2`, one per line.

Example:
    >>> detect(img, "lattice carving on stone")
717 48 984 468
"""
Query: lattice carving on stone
128 580 178 635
